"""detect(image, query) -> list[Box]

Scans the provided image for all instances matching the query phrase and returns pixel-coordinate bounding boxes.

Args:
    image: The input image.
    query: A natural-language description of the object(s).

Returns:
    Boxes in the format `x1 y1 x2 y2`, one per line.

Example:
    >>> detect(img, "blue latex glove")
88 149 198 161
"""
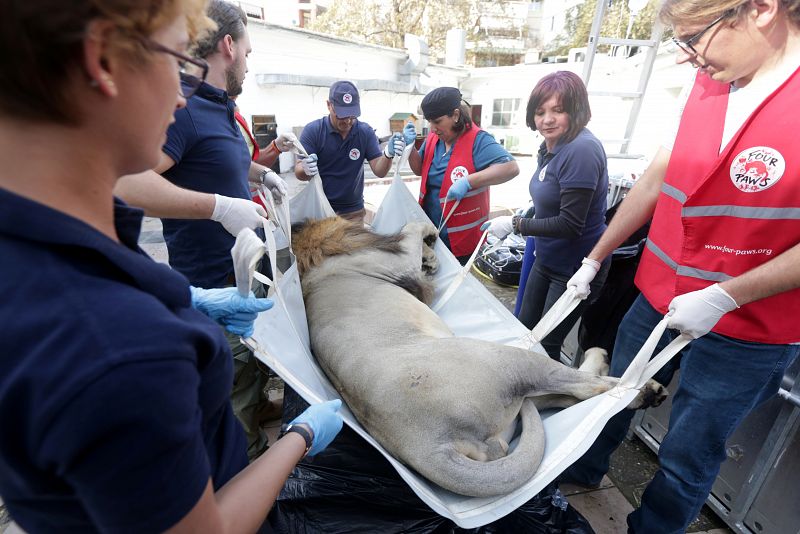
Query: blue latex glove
446 177 472 201
291 399 344 456
190 286 273 338
403 122 417 145
383 133 406 158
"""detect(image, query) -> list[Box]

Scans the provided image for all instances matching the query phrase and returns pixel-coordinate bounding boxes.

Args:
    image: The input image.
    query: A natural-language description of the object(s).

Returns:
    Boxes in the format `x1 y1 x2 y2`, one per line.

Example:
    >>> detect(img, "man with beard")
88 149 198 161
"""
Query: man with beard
114 0 282 460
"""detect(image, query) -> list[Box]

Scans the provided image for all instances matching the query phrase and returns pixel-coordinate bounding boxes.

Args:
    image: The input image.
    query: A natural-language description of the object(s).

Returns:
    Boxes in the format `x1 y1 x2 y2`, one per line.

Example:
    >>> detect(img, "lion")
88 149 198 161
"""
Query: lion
292 217 665 497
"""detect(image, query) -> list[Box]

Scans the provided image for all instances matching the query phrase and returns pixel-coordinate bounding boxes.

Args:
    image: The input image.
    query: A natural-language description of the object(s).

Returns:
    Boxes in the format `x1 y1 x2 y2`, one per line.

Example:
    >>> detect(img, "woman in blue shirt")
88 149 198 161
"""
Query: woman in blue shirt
0 1 342 532
407 87 519 263
485 71 611 360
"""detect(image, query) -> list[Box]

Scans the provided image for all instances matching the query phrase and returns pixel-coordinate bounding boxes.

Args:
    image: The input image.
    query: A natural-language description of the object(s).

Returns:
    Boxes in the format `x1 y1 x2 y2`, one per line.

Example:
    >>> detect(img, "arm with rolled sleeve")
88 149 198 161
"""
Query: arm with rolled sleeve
584 147 669 265
667 244 800 338
567 146 669 298
114 112 266 234
408 140 424 175
294 121 321 181
366 126 393 178
464 131 519 190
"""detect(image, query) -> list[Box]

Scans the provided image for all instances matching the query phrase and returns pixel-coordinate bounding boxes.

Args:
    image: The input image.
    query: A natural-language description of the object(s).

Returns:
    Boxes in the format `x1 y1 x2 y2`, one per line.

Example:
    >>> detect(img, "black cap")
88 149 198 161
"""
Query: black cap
421 87 462 120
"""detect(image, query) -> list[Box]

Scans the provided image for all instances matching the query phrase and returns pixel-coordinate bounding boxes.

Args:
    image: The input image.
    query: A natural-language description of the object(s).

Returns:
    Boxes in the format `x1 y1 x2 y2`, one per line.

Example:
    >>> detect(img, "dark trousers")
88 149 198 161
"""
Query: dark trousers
563 295 799 533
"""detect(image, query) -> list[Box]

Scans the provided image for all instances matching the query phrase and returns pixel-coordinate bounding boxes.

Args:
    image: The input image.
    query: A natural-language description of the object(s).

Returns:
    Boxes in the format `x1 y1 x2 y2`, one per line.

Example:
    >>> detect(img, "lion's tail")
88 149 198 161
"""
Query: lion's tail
425 398 546 497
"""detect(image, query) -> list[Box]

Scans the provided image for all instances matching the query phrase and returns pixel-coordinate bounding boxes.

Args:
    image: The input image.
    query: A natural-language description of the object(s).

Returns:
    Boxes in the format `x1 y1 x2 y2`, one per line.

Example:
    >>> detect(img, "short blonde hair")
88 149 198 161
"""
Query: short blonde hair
0 0 213 124
659 0 800 27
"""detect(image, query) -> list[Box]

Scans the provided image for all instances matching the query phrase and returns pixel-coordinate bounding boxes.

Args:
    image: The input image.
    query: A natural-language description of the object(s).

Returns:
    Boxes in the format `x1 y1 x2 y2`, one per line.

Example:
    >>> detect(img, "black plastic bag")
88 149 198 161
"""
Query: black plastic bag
269 388 594 534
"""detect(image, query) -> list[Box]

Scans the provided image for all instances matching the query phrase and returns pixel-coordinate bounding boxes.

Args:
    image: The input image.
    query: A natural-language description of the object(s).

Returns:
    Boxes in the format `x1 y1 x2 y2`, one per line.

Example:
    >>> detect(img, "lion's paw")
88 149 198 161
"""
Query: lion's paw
629 379 668 409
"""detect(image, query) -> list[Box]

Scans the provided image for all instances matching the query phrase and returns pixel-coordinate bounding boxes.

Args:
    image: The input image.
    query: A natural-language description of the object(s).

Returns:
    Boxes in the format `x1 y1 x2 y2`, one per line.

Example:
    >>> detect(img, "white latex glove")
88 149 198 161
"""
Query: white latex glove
383 133 406 158
666 283 739 339
260 169 288 203
567 258 601 299
480 215 514 240
211 194 268 237
274 132 298 152
301 154 319 177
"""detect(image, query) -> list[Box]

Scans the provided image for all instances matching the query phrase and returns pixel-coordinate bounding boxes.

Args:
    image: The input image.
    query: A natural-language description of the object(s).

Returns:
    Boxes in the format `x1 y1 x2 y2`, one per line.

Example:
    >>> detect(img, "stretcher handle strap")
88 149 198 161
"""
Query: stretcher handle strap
230 228 267 297
618 319 691 389
438 197 460 234
431 229 489 313
256 184 292 252
517 287 582 349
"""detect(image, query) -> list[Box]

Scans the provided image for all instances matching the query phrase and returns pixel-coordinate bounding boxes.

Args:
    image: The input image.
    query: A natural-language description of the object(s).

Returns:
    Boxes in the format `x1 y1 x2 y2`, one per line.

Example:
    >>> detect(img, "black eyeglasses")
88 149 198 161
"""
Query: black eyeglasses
671 9 735 56
144 40 209 99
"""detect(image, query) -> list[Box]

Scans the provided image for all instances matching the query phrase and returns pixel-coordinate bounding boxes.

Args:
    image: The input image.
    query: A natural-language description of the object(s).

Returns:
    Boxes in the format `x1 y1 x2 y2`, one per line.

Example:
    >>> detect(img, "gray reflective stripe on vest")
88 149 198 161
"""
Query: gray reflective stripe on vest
661 183 687 204
646 238 733 282
448 215 489 233
438 186 488 204
682 205 800 219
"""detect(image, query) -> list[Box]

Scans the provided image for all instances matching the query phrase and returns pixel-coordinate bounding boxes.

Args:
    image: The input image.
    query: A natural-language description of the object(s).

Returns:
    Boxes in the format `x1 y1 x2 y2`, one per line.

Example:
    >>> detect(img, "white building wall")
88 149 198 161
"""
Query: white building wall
235 22 468 171
537 0 583 48
463 47 693 161
234 18 692 173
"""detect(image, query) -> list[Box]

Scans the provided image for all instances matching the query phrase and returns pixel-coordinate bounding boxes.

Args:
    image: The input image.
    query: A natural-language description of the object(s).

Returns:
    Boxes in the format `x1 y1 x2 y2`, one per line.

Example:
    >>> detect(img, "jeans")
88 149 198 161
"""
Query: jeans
517 259 609 360
563 295 799 533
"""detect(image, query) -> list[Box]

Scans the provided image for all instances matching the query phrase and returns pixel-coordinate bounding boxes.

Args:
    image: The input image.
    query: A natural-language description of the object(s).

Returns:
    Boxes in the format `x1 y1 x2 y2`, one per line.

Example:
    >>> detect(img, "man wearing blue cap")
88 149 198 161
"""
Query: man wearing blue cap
294 81 405 221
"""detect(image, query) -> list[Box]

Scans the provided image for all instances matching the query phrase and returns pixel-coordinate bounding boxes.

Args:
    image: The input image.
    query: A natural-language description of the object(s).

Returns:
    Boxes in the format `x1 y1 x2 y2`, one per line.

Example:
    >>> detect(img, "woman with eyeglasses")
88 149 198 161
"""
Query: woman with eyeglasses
0 1 342 532
557 0 800 532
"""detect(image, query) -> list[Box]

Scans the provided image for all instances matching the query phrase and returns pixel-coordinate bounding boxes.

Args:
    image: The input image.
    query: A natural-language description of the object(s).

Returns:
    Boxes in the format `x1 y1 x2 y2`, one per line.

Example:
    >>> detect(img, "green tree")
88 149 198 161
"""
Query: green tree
309 0 515 63
543 0 661 57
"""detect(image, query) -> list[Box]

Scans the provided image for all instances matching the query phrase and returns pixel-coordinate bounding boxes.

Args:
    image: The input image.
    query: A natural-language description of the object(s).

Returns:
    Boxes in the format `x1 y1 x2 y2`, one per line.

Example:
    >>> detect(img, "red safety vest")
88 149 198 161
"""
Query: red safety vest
234 110 260 161
420 126 489 257
234 110 270 210
636 69 800 344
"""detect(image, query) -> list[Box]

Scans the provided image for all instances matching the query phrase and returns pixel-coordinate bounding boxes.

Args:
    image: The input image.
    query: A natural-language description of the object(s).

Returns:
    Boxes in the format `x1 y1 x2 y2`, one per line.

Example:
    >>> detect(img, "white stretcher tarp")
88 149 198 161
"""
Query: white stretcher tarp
243 164 689 528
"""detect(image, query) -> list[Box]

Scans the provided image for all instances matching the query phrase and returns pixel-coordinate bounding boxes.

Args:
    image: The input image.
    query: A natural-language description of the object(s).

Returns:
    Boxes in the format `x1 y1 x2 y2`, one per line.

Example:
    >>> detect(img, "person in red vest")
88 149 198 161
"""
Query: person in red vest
559 0 800 532
233 103 295 169
231 98 296 209
406 87 519 264
483 71 611 361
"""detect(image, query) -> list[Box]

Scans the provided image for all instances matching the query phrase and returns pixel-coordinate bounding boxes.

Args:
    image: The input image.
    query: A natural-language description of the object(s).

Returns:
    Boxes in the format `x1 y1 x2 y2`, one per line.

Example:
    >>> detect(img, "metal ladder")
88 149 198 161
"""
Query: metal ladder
581 0 665 159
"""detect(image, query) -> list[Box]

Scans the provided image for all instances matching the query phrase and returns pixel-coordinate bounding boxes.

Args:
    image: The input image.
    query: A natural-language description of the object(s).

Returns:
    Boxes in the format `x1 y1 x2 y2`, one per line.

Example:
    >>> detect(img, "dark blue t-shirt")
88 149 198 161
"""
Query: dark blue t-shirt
0 189 248 533
530 128 608 274
299 116 382 213
418 130 514 247
161 81 252 288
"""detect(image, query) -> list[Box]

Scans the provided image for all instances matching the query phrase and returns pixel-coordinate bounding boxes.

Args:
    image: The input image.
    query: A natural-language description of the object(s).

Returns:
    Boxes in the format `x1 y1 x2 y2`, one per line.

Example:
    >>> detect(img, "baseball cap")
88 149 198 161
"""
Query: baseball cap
329 81 361 118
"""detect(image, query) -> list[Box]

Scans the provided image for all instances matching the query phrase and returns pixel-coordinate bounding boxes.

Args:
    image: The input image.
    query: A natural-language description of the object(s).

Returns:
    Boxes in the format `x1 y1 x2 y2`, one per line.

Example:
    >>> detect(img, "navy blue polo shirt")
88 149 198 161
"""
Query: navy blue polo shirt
0 189 248 533
418 130 514 247
530 128 608 274
299 116 382 213
161 81 252 288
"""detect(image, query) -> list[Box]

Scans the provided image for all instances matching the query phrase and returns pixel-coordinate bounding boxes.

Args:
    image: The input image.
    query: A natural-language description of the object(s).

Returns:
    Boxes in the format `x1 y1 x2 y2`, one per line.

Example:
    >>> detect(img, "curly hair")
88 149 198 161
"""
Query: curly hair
0 0 212 124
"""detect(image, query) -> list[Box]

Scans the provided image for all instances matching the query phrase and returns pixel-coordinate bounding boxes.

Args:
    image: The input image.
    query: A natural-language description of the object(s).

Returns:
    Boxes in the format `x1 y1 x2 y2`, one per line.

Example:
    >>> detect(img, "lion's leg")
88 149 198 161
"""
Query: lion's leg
513 349 666 410
578 347 609 375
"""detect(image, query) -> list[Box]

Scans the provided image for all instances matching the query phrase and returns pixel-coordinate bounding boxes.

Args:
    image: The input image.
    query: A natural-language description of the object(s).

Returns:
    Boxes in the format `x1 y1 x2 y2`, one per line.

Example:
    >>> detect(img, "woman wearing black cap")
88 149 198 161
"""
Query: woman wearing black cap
484 71 611 361
406 87 519 264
